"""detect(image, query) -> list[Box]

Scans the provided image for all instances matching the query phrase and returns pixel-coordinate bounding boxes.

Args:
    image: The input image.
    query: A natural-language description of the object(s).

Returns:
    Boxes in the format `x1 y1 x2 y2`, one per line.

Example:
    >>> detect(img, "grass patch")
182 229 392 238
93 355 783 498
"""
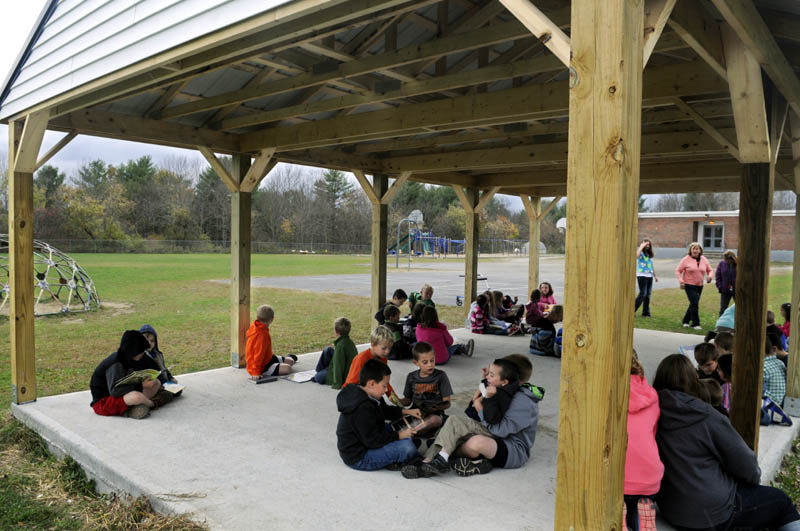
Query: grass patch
773 437 800 509
633 273 792 336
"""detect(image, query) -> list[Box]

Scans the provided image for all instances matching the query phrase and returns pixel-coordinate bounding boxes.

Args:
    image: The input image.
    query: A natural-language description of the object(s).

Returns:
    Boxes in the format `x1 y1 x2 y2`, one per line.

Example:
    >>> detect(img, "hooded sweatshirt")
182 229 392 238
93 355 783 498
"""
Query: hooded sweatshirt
478 386 541 469
136 324 174 383
245 320 273 376
89 330 151 406
655 389 761 529
335 384 404 465
625 375 663 495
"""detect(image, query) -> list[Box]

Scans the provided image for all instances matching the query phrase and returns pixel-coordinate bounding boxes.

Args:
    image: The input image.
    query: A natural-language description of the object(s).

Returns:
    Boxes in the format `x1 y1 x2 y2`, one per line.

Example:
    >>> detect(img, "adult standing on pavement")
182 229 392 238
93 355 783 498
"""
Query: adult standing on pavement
675 242 713 330
714 251 737 317
634 239 658 317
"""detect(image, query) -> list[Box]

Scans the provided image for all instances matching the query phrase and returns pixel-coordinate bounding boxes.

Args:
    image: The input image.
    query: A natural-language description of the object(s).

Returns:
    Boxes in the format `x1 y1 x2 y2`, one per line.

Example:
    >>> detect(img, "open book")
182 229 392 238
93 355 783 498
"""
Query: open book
283 369 316 383
162 381 185 395
112 369 162 392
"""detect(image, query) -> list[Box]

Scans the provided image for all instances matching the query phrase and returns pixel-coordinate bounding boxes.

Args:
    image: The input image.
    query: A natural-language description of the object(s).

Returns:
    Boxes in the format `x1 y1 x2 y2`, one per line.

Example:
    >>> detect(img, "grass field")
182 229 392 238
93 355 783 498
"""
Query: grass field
0 253 796 527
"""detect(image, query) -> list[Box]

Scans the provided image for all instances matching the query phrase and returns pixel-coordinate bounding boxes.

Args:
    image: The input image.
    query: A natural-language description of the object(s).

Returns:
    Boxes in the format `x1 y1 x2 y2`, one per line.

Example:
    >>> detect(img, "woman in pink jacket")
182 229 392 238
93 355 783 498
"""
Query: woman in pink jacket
415 306 473 364
675 242 713 330
624 351 664 531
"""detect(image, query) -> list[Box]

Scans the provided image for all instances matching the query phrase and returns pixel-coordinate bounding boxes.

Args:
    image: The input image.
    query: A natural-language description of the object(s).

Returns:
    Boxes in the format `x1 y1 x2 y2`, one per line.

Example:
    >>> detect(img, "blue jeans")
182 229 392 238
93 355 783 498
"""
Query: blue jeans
313 346 334 384
635 276 653 316
683 284 703 327
348 438 419 471
675 484 800 530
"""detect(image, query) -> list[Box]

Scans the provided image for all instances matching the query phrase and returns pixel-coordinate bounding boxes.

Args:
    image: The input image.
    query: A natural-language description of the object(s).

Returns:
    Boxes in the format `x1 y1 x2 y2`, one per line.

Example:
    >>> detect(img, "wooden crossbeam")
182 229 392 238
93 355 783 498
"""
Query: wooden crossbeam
452 185 474 212
380 171 412 205
145 80 190 118
538 195 563 221
204 66 276 126
352 169 380 205
239 148 277 193
499 0 571 67
668 0 727 80
13 110 50 173
198 147 238 192
643 0 678 67
722 24 771 163
712 0 800 115
671 97 740 160
475 186 501 213
35 131 77 172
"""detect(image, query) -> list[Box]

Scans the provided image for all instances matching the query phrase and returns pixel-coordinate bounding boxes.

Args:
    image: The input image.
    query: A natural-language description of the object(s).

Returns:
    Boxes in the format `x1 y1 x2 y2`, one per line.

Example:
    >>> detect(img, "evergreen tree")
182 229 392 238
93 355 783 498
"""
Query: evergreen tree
35 165 66 208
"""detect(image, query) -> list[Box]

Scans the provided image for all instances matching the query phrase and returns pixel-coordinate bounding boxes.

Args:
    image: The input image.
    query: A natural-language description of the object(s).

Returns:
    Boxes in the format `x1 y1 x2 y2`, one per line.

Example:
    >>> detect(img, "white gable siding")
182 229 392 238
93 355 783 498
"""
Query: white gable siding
1 0 295 120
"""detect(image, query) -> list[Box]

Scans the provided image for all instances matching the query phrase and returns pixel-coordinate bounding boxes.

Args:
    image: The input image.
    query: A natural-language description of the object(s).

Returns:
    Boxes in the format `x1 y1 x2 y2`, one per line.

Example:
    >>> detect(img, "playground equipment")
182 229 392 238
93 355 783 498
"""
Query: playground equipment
0 235 101 315
395 209 423 269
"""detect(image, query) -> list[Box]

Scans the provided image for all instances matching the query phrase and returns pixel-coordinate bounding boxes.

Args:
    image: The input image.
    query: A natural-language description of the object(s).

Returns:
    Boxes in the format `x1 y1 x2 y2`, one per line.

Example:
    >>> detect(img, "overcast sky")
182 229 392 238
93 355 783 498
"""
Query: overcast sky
0 2 532 212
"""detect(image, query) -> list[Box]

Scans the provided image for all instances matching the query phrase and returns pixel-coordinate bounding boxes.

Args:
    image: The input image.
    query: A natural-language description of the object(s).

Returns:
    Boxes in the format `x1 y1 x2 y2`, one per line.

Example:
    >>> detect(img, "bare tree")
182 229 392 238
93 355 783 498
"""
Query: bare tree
651 194 684 212
773 191 796 210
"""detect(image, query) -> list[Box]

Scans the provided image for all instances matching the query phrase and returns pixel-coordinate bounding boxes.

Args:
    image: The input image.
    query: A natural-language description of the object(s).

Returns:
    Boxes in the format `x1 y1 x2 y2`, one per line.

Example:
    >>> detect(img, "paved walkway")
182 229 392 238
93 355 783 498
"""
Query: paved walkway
12 328 798 530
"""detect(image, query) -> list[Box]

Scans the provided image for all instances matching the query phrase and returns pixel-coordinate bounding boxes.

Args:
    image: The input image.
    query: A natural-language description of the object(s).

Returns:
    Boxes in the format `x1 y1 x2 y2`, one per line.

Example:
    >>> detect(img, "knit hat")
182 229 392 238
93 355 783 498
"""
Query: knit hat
117 330 151 366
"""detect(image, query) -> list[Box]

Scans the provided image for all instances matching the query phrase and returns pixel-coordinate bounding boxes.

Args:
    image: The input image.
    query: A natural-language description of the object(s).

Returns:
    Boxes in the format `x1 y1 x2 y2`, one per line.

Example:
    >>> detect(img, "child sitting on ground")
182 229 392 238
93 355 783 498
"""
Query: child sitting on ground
764 334 787 407
313 317 358 388
245 305 297 380
623 350 664 531
403 303 426 344
89 330 164 419
537 282 557 313
138 324 177 384
529 305 564 357
492 290 523 324
416 306 474 364
344 325 399 401
524 289 543 326
336 359 422 471
470 294 520 336
402 358 541 479
700 379 728 417
716 353 733 411
384 305 412 360
714 331 734 357
694 342 724 385
399 342 453 438
408 284 435 311
780 302 791 341
375 289 408 326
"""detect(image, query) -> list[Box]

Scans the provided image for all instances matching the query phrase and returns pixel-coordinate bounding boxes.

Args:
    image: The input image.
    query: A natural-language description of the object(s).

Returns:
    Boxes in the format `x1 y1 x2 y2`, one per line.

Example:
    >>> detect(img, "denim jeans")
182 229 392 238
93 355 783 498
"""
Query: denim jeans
635 276 654 316
313 346 334 384
719 292 734 317
683 284 703 327
348 438 419 471
675 484 800 530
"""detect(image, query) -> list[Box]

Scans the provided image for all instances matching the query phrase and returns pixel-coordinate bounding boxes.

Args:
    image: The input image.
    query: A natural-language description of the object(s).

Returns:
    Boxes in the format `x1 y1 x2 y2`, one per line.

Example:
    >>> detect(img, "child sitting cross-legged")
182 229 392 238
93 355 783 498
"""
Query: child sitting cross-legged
402 358 541 478
384 304 412 360
375 289 408 326
344 325 399 402
399 342 453 439
416 306 474 364
529 305 564 357
313 317 358 388
246 305 297 380
470 294 520 336
336 359 422 471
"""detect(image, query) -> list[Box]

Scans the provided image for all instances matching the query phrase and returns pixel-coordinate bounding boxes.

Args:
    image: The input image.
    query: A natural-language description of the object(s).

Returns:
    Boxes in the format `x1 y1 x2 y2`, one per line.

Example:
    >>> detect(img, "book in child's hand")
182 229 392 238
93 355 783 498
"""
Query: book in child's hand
162 381 185 395
113 369 162 390
390 415 425 433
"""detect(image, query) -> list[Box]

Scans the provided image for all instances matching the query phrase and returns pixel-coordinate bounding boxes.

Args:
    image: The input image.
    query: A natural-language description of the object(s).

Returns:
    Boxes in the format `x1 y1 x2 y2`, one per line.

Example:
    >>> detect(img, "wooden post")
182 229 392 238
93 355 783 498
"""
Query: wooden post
787 113 800 414
521 195 541 297
231 154 251 368
554 0 643 528
371 175 388 325
463 187 480 313
9 112 48 404
730 162 772 449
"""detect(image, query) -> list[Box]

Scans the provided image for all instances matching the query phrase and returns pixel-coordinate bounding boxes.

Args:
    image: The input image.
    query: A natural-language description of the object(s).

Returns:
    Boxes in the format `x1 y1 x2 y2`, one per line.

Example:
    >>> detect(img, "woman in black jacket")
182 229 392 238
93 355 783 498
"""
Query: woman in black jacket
652 354 799 530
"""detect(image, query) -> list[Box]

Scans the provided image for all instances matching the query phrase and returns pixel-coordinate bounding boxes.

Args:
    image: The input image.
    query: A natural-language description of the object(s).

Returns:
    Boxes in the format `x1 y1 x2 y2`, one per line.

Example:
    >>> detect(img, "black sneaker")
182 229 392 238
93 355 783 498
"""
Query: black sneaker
421 454 450 476
451 457 493 477
385 462 405 471
401 463 435 479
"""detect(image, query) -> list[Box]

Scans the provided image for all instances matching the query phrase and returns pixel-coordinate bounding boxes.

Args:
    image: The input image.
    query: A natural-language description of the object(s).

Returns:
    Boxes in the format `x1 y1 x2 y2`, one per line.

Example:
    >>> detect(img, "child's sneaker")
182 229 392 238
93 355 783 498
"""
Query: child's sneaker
450 457 493 477
401 462 435 479
125 405 151 419
421 454 450 476
508 324 521 336
465 339 475 357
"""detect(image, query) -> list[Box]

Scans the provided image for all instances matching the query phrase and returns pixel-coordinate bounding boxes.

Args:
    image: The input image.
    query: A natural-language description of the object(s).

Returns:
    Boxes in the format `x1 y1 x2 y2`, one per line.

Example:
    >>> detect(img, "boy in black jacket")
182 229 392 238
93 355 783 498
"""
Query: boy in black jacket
336 359 422 471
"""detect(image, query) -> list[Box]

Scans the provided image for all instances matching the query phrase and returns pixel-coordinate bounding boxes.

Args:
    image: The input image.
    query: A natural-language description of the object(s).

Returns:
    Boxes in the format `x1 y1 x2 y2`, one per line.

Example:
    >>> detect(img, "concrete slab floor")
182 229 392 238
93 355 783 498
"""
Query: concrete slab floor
12 329 799 531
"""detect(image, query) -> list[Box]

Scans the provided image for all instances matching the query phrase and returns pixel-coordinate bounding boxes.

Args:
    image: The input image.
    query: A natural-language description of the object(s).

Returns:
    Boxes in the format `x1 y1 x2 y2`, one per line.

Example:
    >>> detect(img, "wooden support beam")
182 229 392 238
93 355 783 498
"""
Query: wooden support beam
198 147 238 192
787 112 800 411
35 131 77 172
730 162 773 451
144 80 190 118
722 24 771 163
643 0 677 67
230 154 252 368
539 195 563 221
499 0 571 67
453 185 474 213
668 0 727 80
520 194 541 296
463 187 480 312
475 186 501 213
239 148 277 193
555 0 643 528
770 88 790 166
353 169 380 205
711 0 800 116
380 171 412 205
371 175 389 326
9 112 49 404
671 97 740 160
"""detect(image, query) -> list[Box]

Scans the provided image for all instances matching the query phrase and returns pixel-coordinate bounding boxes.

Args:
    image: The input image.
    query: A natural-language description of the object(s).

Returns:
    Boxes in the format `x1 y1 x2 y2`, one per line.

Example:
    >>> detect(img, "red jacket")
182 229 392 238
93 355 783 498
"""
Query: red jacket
343 349 395 396
415 322 454 365
625 375 664 495
245 320 273 376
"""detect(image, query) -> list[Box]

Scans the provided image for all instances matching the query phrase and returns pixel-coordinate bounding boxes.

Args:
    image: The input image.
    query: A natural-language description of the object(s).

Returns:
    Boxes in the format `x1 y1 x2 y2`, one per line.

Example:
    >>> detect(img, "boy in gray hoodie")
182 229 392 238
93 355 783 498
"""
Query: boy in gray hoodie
402 358 540 478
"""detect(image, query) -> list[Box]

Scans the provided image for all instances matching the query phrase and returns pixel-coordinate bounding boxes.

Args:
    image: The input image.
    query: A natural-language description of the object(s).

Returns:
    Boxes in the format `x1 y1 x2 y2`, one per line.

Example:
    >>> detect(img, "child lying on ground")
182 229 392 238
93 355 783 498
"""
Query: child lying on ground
245 305 297 379
313 317 358 388
336 359 422 471
399 342 452 438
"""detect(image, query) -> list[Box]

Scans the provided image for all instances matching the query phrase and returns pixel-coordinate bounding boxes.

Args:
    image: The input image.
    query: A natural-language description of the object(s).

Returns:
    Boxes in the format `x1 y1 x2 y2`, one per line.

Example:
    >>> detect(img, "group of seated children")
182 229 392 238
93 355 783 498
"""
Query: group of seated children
89 325 180 419
336 344 542 477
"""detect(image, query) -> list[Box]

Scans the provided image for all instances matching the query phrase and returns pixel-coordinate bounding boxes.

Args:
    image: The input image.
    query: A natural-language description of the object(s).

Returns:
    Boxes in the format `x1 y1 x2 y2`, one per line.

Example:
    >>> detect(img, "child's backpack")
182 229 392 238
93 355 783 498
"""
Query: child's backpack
760 396 792 426
530 327 558 357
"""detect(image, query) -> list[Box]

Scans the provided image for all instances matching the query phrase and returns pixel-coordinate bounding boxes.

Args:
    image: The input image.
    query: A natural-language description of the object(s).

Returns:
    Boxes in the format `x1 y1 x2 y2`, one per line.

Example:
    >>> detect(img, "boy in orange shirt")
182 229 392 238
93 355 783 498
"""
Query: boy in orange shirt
245 305 297 380
344 325 399 401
